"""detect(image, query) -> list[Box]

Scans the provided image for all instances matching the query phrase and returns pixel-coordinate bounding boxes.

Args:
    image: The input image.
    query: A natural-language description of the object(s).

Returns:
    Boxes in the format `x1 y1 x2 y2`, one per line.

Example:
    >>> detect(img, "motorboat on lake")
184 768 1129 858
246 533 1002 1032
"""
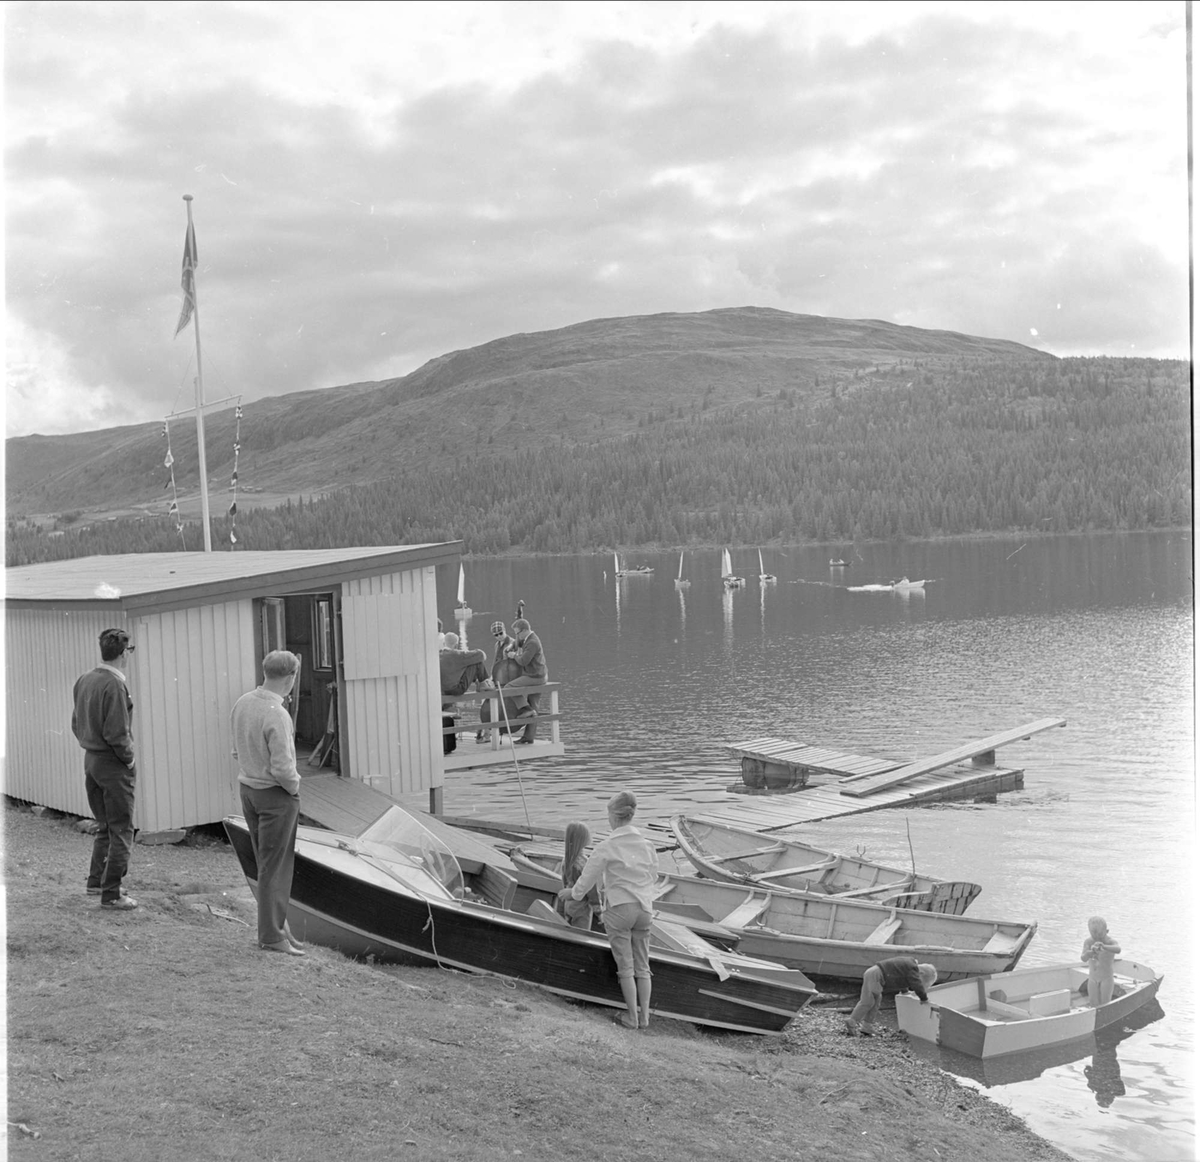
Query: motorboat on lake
224 807 817 1035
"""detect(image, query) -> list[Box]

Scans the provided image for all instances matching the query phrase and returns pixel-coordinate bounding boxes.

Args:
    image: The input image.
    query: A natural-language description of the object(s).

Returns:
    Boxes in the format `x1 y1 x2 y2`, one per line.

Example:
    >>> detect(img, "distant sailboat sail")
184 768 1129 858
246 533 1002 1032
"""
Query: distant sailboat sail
758 549 776 585
675 551 690 589
455 564 472 617
722 549 744 589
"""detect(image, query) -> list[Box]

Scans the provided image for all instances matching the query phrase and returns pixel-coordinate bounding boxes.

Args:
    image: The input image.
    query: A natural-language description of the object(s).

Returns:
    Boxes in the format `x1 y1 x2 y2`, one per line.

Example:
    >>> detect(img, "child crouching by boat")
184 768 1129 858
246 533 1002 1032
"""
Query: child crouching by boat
845 957 937 1036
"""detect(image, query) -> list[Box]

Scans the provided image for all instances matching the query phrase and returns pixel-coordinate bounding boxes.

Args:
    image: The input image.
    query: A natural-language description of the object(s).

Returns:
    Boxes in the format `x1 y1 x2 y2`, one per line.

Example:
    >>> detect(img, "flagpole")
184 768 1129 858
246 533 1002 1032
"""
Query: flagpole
183 194 213 552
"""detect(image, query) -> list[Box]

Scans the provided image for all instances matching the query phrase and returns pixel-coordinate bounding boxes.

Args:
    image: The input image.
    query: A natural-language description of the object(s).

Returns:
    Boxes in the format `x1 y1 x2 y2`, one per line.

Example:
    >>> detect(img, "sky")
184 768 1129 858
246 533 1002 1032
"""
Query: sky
4 1 1190 438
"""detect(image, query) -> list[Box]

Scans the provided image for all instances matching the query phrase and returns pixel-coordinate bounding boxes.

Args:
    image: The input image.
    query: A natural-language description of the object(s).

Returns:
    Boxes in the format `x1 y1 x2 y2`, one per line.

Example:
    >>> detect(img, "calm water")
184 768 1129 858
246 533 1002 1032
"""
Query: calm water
431 533 1194 1162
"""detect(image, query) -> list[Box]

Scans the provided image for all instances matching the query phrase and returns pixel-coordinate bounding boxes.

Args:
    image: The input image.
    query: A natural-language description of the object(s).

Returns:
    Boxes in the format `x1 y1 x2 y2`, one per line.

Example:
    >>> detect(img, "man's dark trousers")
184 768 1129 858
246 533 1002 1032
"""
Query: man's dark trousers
239 783 300 946
84 752 136 903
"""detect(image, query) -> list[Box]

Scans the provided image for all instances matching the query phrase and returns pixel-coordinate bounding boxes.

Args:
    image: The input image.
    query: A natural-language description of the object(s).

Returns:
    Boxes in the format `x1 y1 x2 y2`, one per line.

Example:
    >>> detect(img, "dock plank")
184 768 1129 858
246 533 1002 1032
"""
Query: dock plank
726 737 900 779
838 718 1066 798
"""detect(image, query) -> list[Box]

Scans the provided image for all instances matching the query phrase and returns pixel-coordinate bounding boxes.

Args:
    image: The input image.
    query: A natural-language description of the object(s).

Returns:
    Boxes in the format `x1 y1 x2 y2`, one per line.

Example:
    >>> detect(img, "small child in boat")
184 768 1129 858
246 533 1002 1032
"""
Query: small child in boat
1081 916 1121 1006
845 957 937 1036
555 822 599 931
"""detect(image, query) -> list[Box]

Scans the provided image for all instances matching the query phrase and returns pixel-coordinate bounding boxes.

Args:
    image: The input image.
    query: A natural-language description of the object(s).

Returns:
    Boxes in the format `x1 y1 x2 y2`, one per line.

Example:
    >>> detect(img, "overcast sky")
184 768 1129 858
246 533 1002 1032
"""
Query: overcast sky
5 1 1189 438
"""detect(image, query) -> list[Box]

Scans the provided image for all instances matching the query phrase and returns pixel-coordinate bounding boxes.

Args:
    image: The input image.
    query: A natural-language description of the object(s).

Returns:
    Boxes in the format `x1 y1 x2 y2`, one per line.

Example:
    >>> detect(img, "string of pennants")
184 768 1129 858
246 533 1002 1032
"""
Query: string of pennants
161 403 244 549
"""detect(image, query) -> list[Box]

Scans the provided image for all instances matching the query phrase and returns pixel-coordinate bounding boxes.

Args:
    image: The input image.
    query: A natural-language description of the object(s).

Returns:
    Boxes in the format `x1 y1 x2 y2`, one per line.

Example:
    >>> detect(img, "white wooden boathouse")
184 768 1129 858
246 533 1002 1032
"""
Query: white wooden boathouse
4 545 482 832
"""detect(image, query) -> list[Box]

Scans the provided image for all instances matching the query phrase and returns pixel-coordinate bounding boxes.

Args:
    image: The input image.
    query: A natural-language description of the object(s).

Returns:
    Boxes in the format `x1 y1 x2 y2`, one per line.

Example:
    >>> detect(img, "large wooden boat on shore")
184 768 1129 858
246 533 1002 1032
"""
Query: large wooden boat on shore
508 846 1033 983
224 807 817 1035
671 816 982 915
895 959 1163 1059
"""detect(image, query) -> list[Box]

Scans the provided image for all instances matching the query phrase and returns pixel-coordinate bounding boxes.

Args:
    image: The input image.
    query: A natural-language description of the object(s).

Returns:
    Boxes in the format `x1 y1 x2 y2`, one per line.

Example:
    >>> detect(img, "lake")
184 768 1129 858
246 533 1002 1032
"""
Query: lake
433 531 1194 1162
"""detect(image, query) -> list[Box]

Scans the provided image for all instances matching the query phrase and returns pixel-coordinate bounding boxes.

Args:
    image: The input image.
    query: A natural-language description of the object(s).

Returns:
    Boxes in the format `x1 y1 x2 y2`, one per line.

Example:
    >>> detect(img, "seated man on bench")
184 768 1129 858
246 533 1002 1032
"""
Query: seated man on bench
439 632 492 754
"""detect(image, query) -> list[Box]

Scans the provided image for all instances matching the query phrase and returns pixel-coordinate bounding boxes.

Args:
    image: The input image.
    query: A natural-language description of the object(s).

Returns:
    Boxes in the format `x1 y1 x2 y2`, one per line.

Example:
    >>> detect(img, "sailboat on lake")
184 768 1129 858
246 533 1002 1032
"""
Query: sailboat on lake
757 550 776 585
674 551 690 589
455 563 472 618
721 549 745 590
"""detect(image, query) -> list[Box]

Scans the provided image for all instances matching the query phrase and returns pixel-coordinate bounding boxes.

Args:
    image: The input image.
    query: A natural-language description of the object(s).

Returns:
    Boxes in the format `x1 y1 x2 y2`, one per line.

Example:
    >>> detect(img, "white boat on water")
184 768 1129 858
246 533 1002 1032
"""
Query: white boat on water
757 549 776 585
455 563 472 617
674 551 690 588
892 577 926 592
896 959 1163 1059
721 549 745 589
614 551 653 578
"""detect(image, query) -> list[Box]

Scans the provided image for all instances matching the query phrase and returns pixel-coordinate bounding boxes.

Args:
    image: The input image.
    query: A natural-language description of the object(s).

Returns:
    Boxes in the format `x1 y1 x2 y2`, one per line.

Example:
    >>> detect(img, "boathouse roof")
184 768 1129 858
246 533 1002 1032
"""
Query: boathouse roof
5 544 461 614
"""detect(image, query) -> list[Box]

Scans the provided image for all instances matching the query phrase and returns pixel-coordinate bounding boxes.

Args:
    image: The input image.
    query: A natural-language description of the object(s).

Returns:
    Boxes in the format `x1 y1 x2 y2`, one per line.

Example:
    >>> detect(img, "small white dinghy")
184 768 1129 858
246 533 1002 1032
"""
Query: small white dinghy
896 959 1163 1059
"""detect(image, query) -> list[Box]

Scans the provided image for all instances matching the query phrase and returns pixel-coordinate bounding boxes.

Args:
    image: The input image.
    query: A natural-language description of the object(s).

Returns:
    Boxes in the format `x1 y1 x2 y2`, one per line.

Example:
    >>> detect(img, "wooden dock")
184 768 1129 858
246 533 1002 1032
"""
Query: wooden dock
683 717 1067 833
682 760 1029 832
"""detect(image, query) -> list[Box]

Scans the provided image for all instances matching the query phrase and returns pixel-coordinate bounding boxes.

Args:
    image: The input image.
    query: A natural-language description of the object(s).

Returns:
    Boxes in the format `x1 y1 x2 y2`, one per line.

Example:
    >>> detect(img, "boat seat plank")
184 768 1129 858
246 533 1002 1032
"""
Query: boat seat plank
839 718 1067 798
709 844 786 865
864 916 902 945
651 918 722 957
475 863 519 911
719 896 770 928
748 858 839 883
526 899 569 926
982 930 1022 954
985 997 1031 1021
838 878 915 899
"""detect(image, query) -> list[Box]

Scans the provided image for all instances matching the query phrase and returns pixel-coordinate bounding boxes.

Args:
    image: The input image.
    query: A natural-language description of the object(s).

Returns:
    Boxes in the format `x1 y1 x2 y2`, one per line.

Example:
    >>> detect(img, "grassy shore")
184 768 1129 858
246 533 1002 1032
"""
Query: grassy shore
6 804 1072 1162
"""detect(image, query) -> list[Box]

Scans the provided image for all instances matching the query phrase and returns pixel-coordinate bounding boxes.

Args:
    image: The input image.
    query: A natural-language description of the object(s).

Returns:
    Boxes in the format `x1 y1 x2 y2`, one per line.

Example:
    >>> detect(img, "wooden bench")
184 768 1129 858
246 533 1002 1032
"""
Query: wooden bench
474 863 519 910
839 717 1067 798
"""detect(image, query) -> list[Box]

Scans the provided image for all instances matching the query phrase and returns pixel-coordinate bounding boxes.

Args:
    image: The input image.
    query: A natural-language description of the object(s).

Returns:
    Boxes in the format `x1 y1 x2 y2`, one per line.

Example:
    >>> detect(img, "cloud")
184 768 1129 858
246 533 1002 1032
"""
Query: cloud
4 2 1188 437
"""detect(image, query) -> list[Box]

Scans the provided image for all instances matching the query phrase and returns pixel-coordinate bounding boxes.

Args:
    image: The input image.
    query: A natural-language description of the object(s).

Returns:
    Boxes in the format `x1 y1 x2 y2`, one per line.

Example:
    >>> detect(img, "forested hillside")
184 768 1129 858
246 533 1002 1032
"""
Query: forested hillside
7 353 1188 566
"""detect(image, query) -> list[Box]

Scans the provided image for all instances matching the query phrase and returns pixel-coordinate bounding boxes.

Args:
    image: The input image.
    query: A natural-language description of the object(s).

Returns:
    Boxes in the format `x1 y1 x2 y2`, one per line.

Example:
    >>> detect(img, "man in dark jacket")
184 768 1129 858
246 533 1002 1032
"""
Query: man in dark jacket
72 628 138 910
845 956 937 1035
501 618 547 744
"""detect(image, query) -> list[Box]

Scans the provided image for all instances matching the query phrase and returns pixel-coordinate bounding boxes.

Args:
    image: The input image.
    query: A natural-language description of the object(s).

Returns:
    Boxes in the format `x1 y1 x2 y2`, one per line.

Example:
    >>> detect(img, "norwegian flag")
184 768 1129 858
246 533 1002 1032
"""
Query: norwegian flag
174 220 197 336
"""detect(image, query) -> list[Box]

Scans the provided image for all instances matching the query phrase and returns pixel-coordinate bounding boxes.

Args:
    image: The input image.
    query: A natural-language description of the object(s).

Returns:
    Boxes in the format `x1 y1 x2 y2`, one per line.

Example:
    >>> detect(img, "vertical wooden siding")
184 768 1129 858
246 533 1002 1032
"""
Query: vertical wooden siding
5 608 129 819
341 566 441 799
132 599 258 831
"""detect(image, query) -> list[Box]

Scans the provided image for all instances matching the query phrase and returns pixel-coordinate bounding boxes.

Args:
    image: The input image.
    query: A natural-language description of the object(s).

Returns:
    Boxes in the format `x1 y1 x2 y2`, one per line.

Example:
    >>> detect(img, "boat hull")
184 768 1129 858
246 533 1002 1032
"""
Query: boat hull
895 960 1163 1058
652 874 1034 982
672 816 982 915
224 818 815 1035
509 845 1031 983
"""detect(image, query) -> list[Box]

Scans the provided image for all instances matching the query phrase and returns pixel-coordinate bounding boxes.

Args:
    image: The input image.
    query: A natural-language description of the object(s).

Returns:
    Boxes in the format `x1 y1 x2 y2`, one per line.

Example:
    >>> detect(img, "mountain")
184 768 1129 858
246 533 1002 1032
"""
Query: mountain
6 307 1049 519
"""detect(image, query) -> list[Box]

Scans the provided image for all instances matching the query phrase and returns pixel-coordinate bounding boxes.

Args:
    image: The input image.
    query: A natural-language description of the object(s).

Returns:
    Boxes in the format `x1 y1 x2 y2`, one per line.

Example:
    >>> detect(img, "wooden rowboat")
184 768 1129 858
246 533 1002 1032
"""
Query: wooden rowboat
895 959 1163 1059
224 807 816 1035
671 816 982 915
509 846 1034 983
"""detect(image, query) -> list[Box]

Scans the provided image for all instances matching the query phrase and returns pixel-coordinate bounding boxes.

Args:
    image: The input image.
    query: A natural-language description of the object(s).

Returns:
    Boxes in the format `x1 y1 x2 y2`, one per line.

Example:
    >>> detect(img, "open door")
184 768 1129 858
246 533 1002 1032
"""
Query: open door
255 592 341 772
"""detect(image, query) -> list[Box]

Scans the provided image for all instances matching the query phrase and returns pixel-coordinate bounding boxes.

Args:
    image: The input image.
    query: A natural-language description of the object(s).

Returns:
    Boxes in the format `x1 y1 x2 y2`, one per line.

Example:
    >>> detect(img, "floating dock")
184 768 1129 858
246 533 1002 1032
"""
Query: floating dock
688 718 1066 833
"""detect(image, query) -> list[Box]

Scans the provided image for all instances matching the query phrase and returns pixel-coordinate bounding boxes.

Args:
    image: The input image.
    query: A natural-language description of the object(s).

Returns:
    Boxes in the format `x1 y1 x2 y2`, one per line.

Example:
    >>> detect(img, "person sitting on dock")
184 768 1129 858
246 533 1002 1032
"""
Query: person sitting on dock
439 632 492 755
477 622 521 742
844 957 937 1036
501 617 546 745
1081 916 1121 1006
555 822 599 931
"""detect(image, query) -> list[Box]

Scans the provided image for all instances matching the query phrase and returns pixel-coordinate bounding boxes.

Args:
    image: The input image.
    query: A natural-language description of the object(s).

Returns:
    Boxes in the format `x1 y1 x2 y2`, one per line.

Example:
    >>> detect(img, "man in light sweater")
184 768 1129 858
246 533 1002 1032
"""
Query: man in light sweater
231 650 305 957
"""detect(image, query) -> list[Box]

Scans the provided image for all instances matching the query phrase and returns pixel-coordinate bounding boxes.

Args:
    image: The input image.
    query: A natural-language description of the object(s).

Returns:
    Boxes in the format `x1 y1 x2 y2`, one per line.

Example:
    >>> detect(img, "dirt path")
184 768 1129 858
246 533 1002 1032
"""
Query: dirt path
6 804 1072 1161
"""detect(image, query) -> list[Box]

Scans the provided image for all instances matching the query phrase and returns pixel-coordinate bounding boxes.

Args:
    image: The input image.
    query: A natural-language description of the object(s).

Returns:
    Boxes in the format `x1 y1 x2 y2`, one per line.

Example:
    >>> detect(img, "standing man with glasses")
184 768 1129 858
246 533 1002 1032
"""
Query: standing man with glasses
72 627 139 910
231 650 306 957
